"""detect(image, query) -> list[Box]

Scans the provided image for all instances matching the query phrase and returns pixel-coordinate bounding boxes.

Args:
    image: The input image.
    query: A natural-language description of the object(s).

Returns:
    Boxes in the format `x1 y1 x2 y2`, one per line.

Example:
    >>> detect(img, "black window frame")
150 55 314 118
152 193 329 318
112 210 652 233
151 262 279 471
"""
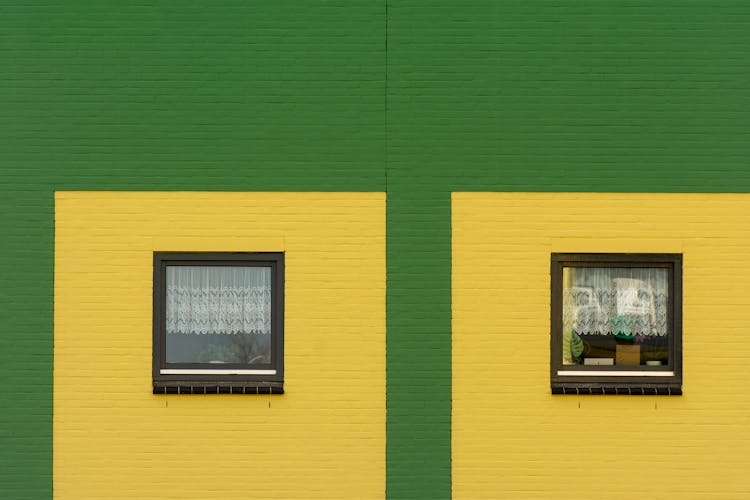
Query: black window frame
153 252 284 394
550 253 682 395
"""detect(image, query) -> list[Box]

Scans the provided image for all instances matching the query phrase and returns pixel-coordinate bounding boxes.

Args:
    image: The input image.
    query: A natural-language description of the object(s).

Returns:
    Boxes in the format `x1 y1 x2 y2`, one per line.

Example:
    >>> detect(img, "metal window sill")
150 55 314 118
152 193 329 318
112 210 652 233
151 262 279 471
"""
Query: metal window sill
153 381 284 395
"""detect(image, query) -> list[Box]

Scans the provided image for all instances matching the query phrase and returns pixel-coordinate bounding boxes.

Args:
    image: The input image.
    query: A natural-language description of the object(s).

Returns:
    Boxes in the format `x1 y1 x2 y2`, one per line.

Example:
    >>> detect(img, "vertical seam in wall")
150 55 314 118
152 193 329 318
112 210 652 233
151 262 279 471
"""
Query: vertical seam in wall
385 0 389 194
384 0 390 494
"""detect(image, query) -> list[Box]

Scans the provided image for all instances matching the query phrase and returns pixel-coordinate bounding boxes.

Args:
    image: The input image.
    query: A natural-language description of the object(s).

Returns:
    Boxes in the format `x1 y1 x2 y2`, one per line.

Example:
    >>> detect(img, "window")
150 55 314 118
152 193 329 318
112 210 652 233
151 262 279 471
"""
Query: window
153 252 284 394
551 253 682 395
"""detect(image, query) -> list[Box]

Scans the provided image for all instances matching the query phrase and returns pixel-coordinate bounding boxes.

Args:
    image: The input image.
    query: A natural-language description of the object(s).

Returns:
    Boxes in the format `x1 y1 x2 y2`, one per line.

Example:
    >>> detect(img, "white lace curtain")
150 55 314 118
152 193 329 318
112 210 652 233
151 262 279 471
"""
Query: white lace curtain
563 267 668 337
166 266 272 335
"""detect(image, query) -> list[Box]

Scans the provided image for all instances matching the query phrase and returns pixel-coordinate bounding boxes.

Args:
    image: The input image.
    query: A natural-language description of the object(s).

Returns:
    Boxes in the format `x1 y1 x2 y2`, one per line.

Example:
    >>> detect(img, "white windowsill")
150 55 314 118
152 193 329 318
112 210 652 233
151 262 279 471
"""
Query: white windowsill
160 369 277 375
558 370 674 377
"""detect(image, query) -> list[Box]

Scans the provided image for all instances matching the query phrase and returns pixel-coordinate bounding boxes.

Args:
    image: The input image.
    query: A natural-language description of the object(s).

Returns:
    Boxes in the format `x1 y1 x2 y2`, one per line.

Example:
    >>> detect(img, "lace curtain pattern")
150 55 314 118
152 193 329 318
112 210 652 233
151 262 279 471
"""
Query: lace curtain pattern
166 266 272 335
563 267 668 337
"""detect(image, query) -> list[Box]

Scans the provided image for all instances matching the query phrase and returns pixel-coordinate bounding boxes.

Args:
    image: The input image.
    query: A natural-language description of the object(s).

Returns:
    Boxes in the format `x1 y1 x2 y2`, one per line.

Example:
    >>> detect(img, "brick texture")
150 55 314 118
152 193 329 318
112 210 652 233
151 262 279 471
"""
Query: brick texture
453 193 750 499
54 192 385 499
1 2 384 498
2 1 750 499
386 4 750 496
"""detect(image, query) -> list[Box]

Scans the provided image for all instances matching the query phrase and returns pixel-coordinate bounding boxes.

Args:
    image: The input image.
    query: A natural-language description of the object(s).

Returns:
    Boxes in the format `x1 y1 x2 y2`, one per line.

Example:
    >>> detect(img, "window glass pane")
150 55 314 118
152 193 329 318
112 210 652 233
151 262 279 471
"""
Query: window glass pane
562 267 669 366
165 266 272 364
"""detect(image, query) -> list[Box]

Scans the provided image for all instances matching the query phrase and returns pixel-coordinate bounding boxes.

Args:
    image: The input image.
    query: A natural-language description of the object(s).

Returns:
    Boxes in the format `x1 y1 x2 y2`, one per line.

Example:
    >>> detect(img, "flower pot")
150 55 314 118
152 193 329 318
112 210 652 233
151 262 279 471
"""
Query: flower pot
615 343 640 365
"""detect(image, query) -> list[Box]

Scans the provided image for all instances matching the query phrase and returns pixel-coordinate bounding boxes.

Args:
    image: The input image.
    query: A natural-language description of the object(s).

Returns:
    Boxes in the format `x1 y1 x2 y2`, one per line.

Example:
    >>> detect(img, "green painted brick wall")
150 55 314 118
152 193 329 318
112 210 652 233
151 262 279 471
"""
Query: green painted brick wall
1 2 385 498
2 1 750 499
387 3 749 498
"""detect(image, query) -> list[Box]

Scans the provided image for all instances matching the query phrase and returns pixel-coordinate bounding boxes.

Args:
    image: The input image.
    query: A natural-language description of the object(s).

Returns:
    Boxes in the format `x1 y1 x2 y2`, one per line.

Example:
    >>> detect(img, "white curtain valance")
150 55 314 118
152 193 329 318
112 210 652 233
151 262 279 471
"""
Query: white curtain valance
166 266 272 335
563 267 668 337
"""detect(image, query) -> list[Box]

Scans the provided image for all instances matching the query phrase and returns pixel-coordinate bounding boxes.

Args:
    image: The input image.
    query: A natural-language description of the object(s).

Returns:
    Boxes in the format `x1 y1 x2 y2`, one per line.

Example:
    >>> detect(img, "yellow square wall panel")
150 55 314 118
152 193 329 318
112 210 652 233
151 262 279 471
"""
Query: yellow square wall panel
452 193 750 500
54 192 385 500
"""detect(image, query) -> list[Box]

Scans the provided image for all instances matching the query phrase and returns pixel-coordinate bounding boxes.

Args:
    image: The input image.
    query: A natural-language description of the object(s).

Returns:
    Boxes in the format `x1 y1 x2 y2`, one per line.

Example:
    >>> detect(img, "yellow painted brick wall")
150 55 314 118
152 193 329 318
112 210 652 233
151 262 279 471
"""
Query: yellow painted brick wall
452 193 750 500
54 192 385 500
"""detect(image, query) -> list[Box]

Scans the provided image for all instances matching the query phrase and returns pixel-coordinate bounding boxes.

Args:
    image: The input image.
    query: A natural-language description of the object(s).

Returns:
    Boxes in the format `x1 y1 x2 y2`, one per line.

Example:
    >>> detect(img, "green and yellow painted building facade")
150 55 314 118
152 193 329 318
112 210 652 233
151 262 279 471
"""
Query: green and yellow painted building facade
2 2 750 499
